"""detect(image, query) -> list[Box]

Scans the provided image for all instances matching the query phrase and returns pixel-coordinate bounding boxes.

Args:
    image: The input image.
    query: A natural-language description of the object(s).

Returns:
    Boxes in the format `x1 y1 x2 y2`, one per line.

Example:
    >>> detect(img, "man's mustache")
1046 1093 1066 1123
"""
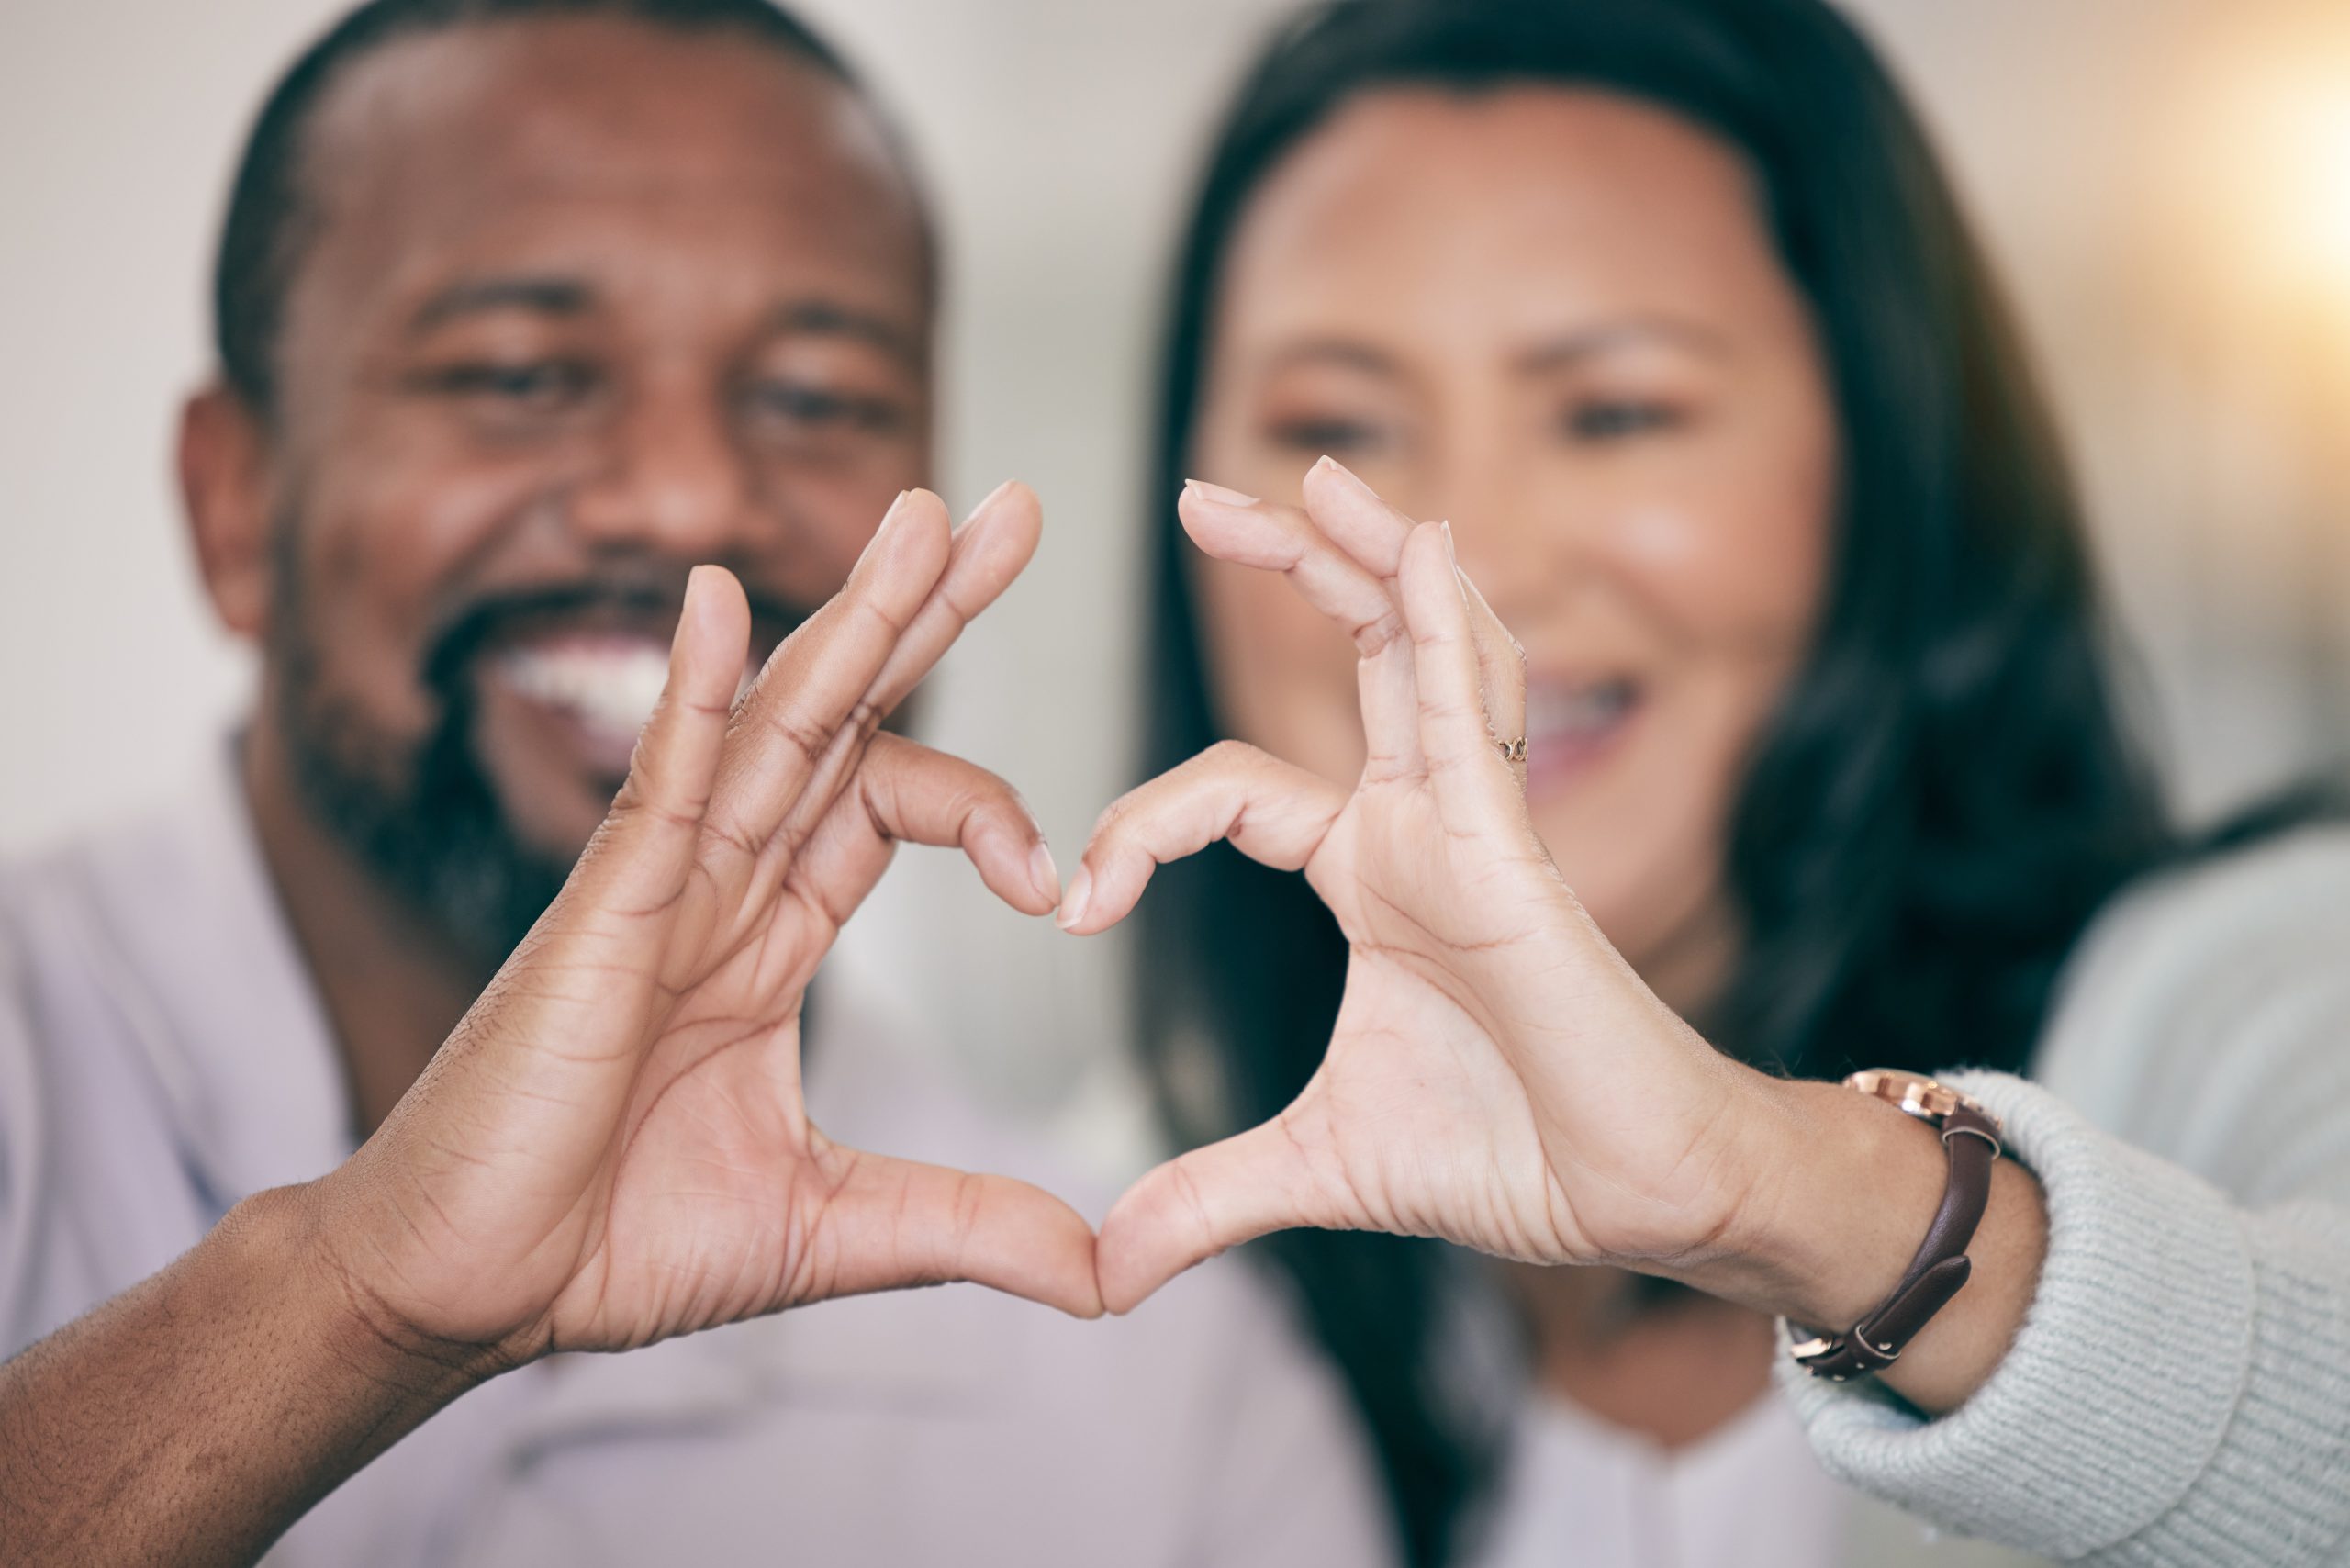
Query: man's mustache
420 572 820 700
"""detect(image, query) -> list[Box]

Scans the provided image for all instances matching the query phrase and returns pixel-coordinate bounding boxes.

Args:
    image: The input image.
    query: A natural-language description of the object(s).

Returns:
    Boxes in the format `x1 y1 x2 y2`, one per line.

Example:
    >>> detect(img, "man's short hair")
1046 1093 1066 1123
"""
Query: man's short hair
213 0 922 419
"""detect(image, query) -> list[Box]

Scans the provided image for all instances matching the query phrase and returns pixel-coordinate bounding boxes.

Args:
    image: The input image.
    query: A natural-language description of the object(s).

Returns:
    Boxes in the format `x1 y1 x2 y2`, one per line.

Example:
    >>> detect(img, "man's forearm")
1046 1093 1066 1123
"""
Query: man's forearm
0 1183 500 1568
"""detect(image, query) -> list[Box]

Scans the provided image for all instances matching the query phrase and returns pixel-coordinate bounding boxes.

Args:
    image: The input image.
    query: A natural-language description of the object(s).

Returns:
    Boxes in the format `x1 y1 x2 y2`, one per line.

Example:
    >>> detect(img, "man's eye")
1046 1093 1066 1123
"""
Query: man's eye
420 360 598 409
1563 400 1683 442
1264 417 1387 456
744 381 907 435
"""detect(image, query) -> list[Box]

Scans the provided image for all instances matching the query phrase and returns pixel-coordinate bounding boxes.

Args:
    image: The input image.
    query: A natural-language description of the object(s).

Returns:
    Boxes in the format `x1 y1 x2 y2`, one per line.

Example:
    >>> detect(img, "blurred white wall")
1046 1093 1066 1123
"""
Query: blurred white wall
5 0 2348 1170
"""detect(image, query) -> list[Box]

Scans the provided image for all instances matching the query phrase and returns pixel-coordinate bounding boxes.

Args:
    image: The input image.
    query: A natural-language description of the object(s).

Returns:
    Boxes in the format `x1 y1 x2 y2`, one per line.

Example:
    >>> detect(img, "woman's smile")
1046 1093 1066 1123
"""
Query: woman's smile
1522 673 1644 799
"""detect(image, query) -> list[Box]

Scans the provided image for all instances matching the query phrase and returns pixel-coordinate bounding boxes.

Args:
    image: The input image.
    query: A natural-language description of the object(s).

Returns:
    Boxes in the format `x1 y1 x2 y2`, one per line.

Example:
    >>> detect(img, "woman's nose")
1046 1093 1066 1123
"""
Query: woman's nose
1428 472 1583 622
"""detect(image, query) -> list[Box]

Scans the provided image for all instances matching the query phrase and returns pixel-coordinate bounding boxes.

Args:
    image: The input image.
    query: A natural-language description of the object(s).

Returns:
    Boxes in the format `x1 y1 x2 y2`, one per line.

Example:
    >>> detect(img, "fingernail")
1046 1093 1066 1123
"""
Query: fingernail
857 490 912 564
1441 521 1471 600
1028 840 1062 911
670 567 709 663
1183 478 1259 508
969 477 1018 521
1313 454 1360 487
850 491 912 576
1057 865 1093 932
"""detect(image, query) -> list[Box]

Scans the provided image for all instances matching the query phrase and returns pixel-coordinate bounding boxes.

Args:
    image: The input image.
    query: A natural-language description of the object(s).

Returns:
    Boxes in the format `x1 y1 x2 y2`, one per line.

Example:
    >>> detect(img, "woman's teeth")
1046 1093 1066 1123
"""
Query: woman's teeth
1528 680 1637 742
498 641 672 743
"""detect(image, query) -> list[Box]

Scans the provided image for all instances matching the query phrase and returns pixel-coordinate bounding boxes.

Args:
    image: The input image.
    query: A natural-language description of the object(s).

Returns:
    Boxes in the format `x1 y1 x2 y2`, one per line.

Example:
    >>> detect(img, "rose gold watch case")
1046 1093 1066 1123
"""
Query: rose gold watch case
1845 1068 1999 1136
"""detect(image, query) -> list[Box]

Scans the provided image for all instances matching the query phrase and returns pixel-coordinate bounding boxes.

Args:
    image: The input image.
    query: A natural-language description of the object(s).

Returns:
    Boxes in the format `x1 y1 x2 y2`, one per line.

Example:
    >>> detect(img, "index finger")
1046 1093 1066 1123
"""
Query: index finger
1177 480 1420 780
706 488 953 857
766 480 1044 864
861 479 1043 719
1304 457 1525 757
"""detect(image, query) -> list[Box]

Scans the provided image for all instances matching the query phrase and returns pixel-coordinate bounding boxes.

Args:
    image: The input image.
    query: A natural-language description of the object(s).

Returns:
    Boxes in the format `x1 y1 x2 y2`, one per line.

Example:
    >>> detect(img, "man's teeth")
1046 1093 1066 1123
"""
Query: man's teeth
498 643 673 739
1528 681 1637 740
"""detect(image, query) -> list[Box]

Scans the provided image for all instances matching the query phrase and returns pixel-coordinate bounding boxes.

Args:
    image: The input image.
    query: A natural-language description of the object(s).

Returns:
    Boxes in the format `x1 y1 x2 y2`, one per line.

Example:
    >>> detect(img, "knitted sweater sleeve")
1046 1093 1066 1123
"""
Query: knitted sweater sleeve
1780 830 2350 1566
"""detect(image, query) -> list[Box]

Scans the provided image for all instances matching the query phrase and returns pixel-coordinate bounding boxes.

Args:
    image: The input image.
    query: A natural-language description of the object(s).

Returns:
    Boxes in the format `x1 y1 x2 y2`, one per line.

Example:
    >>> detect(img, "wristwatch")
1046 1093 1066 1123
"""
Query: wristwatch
1786 1070 2005 1382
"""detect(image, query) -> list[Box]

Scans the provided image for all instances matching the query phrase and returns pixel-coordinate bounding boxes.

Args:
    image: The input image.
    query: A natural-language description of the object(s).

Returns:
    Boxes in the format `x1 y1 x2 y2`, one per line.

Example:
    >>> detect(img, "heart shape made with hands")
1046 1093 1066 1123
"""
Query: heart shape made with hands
1070 458 1745 1315
323 460 1743 1371
320 482 1103 1367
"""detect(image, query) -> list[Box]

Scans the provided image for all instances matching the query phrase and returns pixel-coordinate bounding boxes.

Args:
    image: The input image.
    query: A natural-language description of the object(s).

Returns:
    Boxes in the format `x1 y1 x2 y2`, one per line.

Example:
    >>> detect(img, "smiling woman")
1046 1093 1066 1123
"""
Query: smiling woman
1126 2 2349 1566
1188 84 1837 1008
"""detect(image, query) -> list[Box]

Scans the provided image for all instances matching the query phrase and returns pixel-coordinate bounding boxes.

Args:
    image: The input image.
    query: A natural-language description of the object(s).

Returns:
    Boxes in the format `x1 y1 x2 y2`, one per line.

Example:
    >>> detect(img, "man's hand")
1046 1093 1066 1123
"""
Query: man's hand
0 484 1099 1568
319 483 1100 1371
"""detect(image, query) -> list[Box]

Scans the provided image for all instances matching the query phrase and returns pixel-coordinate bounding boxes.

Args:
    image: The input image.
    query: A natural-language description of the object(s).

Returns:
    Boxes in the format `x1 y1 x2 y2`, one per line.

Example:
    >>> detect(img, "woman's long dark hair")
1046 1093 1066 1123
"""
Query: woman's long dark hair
1137 1 2175 1562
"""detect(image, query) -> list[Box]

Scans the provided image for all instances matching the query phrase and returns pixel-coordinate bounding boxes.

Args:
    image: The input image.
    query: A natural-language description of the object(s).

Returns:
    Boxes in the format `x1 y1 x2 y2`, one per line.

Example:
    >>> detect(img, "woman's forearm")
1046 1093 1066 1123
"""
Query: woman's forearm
1778 1070 2350 1564
1660 1076 2050 1414
0 1182 495 1568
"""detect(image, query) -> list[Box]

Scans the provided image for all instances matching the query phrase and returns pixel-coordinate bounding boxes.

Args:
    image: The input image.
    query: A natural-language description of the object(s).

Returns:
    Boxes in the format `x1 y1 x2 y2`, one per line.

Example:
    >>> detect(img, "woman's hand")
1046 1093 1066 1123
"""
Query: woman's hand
1080 459 1783 1313
314 484 1101 1374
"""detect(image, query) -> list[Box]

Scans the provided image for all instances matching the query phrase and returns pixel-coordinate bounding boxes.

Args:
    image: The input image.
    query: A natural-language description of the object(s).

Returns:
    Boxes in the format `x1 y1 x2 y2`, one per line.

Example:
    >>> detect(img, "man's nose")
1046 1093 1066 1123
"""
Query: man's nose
568 382 755 559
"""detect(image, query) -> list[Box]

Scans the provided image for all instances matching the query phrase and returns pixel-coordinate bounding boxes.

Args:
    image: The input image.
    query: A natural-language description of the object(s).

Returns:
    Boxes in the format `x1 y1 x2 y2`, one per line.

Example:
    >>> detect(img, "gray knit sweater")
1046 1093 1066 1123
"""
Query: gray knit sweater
1783 826 2350 1565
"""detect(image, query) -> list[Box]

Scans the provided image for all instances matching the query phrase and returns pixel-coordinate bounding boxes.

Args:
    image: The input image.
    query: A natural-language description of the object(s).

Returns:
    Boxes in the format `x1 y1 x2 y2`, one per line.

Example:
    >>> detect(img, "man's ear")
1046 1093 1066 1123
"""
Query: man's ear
178 385 277 641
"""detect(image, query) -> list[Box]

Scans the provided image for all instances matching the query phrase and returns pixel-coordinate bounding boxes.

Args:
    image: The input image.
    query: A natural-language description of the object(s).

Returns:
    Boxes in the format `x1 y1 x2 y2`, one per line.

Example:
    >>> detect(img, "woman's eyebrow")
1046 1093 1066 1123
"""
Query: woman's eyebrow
1253 338 1401 378
1513 317 1729 374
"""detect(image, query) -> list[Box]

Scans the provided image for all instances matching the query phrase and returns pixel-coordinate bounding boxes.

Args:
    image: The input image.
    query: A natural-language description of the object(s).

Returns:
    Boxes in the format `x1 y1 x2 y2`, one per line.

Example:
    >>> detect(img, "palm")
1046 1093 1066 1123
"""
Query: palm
1091 463 1746 1312
539 892 845 1349
545 824 958 1348
324 487 1101 1364
1283 788 1581 1262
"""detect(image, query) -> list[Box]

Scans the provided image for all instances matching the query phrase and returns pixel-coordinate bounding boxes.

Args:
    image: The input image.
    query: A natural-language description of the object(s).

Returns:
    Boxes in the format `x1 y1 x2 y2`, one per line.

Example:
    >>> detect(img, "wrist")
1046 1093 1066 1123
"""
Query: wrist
234 1181 523 1407
1648 1072 2048 1413
1653 1075 1948 1327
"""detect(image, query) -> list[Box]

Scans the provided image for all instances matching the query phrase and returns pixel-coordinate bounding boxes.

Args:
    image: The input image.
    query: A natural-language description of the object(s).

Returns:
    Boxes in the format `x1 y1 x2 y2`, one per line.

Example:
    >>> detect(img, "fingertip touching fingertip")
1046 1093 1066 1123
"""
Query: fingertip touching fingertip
1054 864 1095 933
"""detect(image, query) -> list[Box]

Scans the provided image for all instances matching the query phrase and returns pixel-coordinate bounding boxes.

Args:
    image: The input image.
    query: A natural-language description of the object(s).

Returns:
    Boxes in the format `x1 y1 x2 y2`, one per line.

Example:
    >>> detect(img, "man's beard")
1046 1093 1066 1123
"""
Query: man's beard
271 576 572 969
264 520 809 969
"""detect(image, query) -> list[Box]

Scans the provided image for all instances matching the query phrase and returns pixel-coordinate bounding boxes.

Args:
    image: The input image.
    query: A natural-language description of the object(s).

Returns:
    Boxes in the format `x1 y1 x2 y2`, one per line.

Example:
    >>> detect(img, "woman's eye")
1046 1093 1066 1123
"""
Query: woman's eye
420 360 598 410
1263 417 1388 456
1563 400 1683 442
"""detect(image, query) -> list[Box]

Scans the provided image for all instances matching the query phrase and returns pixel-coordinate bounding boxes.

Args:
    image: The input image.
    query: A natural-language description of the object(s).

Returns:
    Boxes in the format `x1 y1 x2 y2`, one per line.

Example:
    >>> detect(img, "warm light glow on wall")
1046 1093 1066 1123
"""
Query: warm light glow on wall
2250 62 2350 286
2171 17 2350 323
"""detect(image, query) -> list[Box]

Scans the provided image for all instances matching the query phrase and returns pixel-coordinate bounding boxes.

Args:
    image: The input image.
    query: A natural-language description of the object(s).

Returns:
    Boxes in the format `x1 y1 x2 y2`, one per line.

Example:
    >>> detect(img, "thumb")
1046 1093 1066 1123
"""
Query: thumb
556 565 748 929
808 1148 1105 1319
1095 1109 1337 1314
383 565 749 1179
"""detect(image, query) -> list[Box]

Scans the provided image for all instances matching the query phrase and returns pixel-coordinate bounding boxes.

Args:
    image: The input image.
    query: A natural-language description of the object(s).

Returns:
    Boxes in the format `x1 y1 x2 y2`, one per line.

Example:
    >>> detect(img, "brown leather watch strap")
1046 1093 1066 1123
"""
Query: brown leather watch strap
1791 1103 2003 1381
